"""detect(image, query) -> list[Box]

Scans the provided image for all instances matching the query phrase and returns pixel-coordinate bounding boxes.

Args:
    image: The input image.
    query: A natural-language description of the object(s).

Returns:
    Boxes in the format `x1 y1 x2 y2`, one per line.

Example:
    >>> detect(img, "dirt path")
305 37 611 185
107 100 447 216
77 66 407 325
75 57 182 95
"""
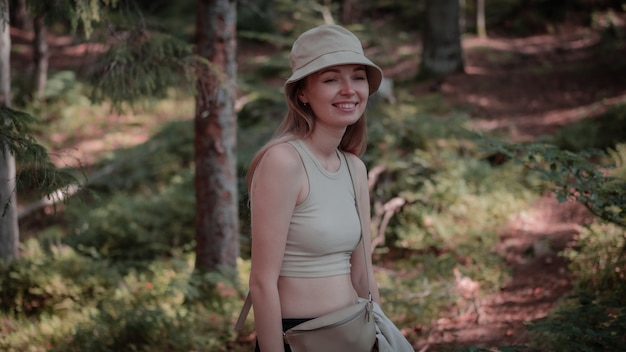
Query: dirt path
441 28 626 141
406 28 625 351
412 196 594 351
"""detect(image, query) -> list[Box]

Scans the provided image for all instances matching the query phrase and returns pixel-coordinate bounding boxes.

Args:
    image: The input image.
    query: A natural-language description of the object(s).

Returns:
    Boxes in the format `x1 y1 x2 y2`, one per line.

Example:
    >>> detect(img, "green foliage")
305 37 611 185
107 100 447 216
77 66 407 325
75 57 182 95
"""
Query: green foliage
392 152 533 252
31 115 196 267
12 69 91 109
65 169 195 264
0 106 79 205
52 290 200 352
0 239 248 352
89 30 197 111
238 0 278 34
553 104 626 152
0 239 119 316
13 70 98 135
528 293 626 352
39 70 91 106
27 0 119 38
528 219 626 351
377 252 458 329
86 119 194 194
480 140 626 227
564 222 626 291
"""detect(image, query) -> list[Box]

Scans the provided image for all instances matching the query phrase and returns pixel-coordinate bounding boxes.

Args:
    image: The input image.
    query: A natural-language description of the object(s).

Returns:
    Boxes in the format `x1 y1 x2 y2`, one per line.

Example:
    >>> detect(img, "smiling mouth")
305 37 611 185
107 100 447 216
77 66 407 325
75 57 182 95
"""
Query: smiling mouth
334 103 358 110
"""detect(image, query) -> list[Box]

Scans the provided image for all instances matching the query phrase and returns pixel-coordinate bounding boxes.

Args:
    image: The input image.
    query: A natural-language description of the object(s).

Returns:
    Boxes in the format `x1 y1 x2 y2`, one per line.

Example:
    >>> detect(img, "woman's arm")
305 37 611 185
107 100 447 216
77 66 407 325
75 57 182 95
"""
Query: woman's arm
249 143 304 352
347 154 381 303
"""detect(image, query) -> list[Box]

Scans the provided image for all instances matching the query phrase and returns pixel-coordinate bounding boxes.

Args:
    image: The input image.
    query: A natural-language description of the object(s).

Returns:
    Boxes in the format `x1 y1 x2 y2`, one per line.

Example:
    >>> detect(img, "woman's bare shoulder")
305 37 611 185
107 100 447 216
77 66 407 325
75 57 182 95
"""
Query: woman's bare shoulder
257 142 303 175
343 151 366 173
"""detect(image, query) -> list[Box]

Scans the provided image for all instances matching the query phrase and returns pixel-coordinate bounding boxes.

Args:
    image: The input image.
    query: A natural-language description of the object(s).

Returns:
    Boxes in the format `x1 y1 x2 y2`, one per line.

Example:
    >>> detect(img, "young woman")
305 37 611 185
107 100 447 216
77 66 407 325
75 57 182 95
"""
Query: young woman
246 24 383 352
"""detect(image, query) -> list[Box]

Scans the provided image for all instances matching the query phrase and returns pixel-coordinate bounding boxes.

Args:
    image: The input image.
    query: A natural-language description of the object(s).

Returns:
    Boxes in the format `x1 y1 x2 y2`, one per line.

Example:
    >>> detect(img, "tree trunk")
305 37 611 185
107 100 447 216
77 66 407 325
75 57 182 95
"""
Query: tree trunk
33 15 48 100
194 0 239 273
0 0 19 261
459 0 466 34
340 0 364 25
476 0 486 38
10 0 31 31
420 0 465 77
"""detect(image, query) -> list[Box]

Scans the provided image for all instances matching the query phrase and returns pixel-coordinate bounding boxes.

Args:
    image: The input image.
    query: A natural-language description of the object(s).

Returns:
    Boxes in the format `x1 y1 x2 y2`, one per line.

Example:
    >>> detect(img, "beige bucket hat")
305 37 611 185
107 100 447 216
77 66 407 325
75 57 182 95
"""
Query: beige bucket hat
285 24 383 96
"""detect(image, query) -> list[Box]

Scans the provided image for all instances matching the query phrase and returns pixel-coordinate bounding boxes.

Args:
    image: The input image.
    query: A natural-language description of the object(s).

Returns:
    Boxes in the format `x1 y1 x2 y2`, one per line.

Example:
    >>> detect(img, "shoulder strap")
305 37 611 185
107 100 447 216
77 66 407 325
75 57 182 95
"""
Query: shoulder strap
234 292 252 331
234 151 370 331
344 152 373 302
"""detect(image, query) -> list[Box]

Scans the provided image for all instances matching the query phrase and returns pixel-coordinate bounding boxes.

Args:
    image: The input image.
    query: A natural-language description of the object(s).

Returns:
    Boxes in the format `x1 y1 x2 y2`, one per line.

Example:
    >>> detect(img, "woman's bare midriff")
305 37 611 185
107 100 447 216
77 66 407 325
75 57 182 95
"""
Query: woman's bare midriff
278 274 358 318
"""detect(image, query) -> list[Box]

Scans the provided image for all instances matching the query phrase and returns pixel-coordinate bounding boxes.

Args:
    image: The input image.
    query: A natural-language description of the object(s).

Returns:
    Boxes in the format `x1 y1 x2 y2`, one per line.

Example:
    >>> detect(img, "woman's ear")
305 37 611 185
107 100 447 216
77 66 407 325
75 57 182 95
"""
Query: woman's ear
298 91 308 104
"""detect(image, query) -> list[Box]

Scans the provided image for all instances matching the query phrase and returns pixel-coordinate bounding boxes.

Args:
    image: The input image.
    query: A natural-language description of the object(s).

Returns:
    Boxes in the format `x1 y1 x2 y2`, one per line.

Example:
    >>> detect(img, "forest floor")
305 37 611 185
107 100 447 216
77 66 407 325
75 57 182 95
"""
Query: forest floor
400 26 626 351
10 20 626 352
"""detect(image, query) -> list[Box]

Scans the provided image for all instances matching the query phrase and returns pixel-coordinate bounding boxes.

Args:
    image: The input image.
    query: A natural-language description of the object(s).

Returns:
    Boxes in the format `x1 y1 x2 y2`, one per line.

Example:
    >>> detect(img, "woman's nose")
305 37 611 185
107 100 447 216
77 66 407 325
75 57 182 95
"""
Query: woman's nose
339 79 355 95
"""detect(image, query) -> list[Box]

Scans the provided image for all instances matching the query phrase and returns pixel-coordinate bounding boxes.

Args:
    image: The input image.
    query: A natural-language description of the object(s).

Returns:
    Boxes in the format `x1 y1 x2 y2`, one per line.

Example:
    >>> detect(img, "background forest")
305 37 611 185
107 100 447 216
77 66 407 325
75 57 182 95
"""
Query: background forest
1 0 625 351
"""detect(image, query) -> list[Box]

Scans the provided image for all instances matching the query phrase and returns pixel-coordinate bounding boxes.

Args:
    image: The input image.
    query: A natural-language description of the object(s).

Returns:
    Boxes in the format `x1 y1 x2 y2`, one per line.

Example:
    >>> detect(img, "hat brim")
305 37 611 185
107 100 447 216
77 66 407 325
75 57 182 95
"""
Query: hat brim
285 50 383 96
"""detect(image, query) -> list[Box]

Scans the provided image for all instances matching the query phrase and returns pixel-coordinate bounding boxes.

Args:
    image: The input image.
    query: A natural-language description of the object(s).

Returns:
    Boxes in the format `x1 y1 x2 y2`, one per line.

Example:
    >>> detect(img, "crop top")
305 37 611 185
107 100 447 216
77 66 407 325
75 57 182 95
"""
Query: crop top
279 140 362 278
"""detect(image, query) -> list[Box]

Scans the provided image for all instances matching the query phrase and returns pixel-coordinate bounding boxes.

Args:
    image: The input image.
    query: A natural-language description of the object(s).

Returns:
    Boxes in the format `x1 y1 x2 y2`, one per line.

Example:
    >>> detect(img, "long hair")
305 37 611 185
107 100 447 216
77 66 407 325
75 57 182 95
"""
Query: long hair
245 78 368 192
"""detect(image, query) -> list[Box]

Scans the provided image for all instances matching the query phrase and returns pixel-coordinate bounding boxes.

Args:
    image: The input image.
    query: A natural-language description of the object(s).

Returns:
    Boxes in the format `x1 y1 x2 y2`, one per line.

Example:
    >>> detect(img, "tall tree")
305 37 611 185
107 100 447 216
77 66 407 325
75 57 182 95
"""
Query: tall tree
459 0 466 34
420 0 465 77
476 0 486 38
33 14 48 99
10 0 30 31
194 0 239 272
0 0 110 262
340 0 363 25
0 0 18 261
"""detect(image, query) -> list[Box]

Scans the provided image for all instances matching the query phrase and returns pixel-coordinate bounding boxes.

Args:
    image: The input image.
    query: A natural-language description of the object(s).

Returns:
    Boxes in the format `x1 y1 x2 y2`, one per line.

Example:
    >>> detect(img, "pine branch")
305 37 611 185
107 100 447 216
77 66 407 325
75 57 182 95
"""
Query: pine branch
0 106 80 208
89 28 198 112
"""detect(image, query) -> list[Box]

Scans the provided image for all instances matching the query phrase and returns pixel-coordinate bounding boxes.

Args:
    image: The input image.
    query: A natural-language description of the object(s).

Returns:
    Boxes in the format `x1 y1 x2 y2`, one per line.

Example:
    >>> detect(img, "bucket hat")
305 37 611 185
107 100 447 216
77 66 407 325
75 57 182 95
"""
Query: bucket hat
285 24 383 96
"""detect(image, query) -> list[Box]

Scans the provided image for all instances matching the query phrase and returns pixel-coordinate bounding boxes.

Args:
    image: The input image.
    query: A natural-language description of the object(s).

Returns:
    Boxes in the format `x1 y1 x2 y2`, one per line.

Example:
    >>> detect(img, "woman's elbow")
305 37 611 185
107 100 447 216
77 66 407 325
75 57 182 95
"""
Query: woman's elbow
249 275 278 296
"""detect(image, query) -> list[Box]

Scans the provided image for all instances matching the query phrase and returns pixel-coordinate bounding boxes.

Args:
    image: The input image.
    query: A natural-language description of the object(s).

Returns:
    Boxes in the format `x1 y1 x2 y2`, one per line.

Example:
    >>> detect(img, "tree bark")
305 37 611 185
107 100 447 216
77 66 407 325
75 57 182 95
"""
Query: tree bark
476 0 486 38
194 0 239 272
420 0 465 77
33 15 48 100
10 0 31 31
459 0 466 34
0 0 19 261
340 0 364 25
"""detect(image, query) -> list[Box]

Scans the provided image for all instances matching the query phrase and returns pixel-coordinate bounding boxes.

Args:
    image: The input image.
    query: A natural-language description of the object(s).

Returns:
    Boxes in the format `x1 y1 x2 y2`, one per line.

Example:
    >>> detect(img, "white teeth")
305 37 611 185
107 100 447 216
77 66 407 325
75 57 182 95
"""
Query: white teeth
336 103 356 109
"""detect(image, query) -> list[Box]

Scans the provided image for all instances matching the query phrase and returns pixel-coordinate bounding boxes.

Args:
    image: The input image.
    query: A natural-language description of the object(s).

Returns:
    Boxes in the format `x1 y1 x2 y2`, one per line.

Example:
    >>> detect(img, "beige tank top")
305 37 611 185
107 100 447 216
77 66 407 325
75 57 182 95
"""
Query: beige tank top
279 140 361 278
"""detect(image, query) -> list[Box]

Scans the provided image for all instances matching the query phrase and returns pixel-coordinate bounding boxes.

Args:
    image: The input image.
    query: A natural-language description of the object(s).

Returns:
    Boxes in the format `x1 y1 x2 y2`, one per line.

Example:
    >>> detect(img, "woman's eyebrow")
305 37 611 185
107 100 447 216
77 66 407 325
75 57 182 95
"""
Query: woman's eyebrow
319 66 367 75
319 68 341 75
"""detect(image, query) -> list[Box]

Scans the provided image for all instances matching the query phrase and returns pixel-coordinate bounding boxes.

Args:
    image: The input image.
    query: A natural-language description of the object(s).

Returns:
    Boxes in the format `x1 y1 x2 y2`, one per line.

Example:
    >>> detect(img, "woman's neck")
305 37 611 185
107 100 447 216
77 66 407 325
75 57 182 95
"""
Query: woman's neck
302 130 344 172
304 132 342 158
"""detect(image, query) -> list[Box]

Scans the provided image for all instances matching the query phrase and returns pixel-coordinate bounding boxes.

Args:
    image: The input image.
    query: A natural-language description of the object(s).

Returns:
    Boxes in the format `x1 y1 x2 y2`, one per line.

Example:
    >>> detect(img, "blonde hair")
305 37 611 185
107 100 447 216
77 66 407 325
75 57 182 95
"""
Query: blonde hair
245 78 368 192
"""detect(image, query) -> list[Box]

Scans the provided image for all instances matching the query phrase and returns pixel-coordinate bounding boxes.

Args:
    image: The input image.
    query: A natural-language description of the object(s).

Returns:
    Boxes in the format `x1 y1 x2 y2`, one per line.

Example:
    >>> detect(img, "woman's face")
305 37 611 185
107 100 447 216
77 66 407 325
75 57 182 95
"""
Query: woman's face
299 64 370 129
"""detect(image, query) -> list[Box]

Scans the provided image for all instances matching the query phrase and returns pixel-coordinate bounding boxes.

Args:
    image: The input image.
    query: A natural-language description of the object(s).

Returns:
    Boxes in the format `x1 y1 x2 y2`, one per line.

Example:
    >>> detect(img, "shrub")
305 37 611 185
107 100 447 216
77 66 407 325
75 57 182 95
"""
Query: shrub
65 170 195 264
554 104 626 152
52 305 196 352
528 293 626 352
87 119 194 194
0 239 119 317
